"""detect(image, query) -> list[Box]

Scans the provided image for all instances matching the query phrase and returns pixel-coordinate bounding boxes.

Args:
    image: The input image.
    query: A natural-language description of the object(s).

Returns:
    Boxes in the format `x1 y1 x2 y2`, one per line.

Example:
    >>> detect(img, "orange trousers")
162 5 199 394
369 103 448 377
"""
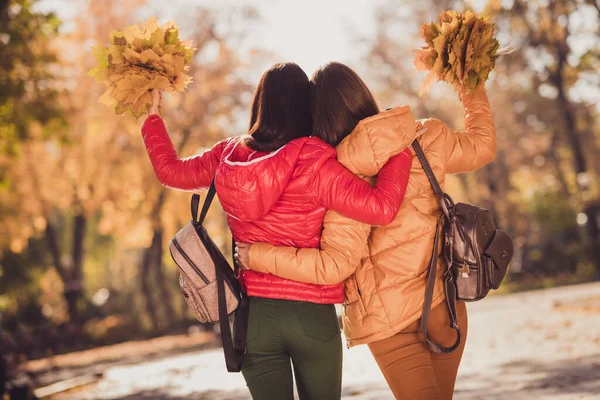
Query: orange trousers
368 301 468 400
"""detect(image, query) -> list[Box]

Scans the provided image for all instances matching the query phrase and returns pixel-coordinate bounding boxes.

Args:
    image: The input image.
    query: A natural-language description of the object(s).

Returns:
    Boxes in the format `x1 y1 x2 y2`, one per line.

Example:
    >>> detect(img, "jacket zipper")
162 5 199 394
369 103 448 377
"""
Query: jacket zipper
172 238 210 285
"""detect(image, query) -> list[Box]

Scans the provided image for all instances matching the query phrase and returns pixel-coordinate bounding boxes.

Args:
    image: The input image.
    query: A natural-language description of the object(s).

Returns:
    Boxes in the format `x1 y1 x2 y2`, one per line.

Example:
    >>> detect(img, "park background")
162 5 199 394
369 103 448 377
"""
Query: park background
1 0 600 398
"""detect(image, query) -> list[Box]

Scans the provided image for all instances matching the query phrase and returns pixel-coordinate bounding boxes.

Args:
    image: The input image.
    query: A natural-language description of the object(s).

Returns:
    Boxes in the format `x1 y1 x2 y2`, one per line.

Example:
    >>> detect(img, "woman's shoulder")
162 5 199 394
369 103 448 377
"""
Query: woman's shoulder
417 118 447 149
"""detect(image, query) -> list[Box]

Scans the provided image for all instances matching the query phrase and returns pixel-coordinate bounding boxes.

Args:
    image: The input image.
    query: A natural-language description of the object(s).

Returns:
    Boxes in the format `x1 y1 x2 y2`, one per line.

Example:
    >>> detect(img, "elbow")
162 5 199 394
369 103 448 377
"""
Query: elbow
370 205 400 226
379 194 405 225
153 163 190 190
482 137 497 166
318 263 357 285
487 146 497 164
321 270 353 285
154 166 174 188
319 275 347 285
379 209 399 226
483 120 497 164
377 211 398 226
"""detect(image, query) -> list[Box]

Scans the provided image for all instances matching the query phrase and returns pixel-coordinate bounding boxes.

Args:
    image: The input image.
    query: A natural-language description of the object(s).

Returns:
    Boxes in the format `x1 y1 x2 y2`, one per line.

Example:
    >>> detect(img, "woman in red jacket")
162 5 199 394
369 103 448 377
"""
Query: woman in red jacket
141 62 412 400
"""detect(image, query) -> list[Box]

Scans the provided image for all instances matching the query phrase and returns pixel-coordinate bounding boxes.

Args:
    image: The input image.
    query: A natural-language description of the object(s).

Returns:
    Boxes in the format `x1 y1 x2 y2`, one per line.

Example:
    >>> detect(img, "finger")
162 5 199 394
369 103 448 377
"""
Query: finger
152 89 161 104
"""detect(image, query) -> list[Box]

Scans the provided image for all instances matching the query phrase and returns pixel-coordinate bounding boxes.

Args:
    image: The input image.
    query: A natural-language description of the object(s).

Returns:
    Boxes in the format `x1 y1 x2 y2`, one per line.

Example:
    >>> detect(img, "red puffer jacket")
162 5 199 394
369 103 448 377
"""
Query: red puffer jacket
141 115 412 304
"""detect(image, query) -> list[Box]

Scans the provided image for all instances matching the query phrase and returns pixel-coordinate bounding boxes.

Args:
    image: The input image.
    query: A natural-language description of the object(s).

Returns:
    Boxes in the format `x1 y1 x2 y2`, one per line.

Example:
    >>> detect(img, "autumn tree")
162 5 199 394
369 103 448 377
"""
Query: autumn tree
132 8 261 331
1 0 148 325
0 0 66 323
488 0 600 274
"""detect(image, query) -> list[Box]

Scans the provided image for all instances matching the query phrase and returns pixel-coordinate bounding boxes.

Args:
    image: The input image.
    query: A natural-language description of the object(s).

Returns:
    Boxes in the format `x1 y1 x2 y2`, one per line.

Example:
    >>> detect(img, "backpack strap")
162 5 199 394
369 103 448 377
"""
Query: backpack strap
216 258 248 372
191 182 249 372
412 141 453 219
412 141 461 354
191 181 217 224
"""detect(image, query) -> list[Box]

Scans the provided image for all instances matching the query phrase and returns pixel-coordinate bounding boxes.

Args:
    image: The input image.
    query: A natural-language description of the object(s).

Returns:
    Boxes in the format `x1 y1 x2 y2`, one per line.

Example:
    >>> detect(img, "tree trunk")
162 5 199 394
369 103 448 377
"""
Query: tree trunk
45 220 80 323
140 188 175 330
45 222 67 283
140 233 160 331
151 228 176 325
552 36 600 274
44 214 87 324
66 213 86 323
0 0 9 27
140 125 197 327
548 128 571 195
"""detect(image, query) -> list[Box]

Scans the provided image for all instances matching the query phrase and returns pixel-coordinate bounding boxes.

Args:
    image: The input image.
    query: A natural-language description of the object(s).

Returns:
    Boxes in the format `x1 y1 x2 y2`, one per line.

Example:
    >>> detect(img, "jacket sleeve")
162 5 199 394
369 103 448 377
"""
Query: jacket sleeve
247 210 370 285
313 148 412 226
141 114 225 191
337 106 417 176
436 87 496 174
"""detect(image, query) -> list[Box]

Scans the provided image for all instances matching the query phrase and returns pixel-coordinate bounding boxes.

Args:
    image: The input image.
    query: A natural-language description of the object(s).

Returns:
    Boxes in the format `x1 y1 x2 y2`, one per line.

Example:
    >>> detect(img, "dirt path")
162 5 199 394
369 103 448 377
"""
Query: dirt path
49 282 600 399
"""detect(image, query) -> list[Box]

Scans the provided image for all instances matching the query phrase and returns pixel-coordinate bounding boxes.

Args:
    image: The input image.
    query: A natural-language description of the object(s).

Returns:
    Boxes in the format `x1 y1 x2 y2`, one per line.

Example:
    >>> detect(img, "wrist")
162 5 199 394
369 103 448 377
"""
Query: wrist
248 243 270 273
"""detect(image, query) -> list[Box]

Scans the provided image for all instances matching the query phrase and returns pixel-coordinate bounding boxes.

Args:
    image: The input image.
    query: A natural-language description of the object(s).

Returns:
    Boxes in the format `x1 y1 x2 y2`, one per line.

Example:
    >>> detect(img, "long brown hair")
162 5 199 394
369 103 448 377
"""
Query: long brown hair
245 62 312 152
310 62 380 147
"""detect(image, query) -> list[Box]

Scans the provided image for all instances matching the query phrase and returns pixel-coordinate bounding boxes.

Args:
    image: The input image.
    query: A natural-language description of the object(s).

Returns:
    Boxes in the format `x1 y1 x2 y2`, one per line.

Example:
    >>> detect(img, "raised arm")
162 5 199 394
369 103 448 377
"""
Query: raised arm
313 148 412 226
434 86 496 174
141 115 226 191
246 210 371 285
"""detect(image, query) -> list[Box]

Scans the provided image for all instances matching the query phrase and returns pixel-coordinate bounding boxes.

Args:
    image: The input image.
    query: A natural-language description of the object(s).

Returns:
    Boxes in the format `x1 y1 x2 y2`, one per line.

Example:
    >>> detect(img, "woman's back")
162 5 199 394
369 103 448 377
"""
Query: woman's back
339 88 496 345
215 136 336 248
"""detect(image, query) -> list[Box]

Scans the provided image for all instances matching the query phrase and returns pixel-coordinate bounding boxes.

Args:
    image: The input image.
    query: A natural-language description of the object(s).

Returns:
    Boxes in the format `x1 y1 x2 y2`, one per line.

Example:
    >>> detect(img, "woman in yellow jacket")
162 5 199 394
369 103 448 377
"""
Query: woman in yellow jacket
236 62 496 400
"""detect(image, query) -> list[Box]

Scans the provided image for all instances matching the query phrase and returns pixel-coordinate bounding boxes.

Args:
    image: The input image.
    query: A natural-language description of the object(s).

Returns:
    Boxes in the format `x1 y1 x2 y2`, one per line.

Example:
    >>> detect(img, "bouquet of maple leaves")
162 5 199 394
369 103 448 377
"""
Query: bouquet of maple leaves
89 18 194 117
414 10 512 96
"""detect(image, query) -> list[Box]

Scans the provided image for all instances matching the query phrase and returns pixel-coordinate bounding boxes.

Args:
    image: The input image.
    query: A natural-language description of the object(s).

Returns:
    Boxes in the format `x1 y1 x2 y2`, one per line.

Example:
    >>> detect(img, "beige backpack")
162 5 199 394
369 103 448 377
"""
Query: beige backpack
168 182 249 372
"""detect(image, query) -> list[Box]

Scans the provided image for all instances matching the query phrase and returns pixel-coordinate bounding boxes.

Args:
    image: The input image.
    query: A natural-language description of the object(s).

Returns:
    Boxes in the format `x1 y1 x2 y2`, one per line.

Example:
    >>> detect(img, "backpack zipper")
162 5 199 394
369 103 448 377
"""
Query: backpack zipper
172 238 210 285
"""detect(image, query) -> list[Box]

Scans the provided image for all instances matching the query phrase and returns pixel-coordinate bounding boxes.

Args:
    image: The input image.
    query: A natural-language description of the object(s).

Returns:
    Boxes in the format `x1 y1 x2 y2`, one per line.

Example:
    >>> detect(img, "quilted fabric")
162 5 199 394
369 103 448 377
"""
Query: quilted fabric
246 88 497 344
141 116 413 304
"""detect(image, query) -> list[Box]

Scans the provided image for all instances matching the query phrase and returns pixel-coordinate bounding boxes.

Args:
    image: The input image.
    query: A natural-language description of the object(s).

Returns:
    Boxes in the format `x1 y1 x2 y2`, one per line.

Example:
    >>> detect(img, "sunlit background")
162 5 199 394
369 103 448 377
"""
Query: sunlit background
1 0 600 399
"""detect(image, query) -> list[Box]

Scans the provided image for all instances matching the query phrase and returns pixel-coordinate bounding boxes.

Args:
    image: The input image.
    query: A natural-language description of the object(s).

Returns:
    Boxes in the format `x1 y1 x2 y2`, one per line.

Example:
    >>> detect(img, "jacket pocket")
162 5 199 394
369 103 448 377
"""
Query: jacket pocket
344 275 359 304
345 275 367 316
295 302 340 342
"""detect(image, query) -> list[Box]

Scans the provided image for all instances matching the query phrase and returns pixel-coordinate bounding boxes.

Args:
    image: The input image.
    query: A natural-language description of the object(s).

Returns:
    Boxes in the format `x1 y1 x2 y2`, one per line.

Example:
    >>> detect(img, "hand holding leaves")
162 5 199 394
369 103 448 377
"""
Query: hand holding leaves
414 10 511 96
148 89 162 116
89 17 194 117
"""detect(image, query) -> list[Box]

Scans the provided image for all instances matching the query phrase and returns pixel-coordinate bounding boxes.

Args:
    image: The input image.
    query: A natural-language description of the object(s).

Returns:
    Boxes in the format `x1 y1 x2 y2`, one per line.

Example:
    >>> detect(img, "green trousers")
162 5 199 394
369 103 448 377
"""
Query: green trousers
241 297 343 400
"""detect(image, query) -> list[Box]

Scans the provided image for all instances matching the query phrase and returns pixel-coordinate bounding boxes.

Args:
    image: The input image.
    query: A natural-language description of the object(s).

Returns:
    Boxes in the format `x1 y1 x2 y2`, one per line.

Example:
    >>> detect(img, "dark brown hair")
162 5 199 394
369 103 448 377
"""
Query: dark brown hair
245 62 312 152
310 62 380 147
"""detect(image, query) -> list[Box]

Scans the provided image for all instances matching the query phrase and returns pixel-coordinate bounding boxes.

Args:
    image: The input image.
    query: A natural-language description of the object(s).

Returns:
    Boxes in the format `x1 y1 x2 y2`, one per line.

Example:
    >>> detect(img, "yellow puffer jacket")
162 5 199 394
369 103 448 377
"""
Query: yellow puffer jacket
247 88 496 347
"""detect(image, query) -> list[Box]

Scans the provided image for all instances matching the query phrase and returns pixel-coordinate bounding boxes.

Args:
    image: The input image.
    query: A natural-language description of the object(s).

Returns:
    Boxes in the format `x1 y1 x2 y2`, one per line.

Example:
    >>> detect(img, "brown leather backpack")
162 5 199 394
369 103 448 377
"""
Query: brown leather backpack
413 141 514 353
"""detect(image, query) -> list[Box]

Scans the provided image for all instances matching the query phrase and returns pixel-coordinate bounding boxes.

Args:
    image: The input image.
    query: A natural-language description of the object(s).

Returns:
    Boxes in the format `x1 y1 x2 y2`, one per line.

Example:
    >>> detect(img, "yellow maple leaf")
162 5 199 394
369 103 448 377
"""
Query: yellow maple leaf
139 49 161 64
123 24 144 44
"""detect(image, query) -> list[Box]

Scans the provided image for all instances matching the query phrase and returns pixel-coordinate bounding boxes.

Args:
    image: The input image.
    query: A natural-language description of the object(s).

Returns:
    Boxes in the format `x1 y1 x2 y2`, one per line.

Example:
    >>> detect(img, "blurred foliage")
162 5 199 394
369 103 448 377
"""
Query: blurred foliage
0 0 66 158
